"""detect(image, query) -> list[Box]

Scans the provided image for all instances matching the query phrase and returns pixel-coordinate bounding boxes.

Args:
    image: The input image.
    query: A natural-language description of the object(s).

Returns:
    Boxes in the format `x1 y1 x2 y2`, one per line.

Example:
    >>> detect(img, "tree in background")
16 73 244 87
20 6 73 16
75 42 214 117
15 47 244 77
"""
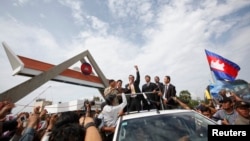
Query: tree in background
179 90 191 104
178 90 200 109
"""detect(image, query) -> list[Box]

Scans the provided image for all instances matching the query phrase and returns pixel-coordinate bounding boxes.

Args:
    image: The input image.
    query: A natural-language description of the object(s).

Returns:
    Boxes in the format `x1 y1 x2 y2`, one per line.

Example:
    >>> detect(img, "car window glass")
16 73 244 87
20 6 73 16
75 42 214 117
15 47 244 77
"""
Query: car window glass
117 111 216 141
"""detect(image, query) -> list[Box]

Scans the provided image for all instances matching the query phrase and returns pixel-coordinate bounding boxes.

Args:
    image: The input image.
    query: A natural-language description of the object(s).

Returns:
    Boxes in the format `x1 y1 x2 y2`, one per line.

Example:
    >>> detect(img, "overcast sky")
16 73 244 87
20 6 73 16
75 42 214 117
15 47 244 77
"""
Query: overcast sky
0 0 250 114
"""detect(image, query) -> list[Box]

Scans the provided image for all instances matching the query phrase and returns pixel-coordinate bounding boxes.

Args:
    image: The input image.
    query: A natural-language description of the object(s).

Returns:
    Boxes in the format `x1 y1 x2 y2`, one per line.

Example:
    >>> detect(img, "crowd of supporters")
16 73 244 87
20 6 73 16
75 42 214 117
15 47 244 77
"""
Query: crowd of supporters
0 65 249 141
0 101 102 141
100 65 250 141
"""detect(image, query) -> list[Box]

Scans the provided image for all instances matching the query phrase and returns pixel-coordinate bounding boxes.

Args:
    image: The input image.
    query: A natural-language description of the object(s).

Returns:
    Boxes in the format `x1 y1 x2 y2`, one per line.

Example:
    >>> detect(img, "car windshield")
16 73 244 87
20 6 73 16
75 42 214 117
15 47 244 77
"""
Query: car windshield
116 111 216 141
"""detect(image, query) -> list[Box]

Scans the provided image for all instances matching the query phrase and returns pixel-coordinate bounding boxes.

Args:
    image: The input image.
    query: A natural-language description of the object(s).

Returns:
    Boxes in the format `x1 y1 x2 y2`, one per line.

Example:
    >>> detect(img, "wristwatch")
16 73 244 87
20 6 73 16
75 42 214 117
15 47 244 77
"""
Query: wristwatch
84 122 96 130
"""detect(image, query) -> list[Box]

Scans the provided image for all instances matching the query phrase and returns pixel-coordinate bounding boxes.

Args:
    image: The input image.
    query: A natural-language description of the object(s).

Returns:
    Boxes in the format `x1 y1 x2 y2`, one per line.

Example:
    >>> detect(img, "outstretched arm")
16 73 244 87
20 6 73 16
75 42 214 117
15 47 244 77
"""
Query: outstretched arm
19 106 41 141
83 117 102 141
134 65 140 83
230 92 242 102
113 93 127 112
173 97 191 110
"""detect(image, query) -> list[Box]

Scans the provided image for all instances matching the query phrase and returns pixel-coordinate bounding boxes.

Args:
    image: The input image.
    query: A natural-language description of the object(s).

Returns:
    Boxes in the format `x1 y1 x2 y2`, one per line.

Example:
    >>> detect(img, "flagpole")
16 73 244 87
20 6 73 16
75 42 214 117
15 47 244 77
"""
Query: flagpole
210 70 223 108
210 70 216 84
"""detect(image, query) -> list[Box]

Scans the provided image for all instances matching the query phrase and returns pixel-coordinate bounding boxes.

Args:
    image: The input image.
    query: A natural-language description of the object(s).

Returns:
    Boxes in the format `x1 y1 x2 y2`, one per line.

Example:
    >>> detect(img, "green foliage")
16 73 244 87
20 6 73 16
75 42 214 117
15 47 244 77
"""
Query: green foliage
178 90 200 109
179 90 191 104
187 99 200 109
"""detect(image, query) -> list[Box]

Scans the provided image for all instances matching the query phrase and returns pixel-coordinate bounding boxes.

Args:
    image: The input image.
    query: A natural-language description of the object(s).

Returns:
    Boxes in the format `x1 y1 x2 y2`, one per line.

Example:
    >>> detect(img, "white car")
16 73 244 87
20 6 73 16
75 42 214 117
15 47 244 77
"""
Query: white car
113 109 217 141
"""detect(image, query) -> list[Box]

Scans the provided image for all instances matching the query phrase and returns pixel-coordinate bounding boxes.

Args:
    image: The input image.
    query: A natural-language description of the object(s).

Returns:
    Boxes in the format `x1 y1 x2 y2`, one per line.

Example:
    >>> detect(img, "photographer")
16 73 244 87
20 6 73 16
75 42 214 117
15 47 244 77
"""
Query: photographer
100 93 127 141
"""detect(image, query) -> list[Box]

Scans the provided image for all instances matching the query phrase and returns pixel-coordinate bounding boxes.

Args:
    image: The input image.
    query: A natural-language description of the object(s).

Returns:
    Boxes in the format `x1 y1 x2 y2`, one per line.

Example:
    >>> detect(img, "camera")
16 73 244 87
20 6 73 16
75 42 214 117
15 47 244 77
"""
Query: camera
82 100 95 111
84 100 95 106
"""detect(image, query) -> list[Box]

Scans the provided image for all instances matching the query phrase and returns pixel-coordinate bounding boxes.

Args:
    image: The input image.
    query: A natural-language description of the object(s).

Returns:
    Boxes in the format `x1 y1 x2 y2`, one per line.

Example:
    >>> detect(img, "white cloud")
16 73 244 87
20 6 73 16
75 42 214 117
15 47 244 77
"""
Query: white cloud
108 0 128 18
0 18 68 63
135 1 153 23
40 13 46 18
108 0 153 23
13 0 32 7
18 0 31 5
6 14 18 23
58 0 84 25
201 0 250 19
87 16 109 35
60 0 250 100
65 33 141 74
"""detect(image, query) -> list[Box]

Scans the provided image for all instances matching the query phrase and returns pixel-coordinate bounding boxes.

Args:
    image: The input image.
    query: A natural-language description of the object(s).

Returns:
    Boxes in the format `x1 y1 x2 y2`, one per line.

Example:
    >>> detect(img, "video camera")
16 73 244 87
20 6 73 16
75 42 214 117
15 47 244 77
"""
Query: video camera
82 100 95 110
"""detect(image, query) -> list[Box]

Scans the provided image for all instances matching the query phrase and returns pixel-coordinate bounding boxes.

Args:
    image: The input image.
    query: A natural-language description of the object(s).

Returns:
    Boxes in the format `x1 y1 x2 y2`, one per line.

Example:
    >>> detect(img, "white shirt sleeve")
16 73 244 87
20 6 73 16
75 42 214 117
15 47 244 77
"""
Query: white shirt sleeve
112 93 127 113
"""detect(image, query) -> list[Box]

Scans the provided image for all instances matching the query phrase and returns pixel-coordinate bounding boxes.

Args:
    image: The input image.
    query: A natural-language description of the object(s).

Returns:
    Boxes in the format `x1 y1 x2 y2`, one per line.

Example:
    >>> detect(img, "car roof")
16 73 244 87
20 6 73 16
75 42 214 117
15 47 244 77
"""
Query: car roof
121 109 196 120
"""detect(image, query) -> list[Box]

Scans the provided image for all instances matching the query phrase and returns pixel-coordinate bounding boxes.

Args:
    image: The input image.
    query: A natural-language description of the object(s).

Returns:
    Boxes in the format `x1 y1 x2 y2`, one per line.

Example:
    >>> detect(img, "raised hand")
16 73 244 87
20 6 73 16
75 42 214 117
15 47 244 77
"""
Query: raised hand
134 65 138 71
33 106 41 114
0 101 15 120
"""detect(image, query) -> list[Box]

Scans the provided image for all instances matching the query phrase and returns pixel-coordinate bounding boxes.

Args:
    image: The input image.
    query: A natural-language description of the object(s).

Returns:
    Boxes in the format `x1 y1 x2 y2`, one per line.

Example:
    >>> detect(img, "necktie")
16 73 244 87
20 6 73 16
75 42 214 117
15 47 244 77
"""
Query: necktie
163 85 168 100
130 84 136 97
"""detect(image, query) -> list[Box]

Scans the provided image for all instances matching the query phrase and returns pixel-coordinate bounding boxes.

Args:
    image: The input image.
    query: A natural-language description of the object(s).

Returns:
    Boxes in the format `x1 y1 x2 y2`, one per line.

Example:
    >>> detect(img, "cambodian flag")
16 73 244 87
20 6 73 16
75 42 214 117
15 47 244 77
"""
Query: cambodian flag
205 49 240 81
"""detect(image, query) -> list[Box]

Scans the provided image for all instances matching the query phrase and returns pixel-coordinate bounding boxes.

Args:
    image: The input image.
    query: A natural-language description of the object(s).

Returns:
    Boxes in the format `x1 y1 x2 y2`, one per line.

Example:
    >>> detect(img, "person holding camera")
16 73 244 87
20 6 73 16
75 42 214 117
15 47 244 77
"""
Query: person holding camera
83 100 95 117
100 92 127 141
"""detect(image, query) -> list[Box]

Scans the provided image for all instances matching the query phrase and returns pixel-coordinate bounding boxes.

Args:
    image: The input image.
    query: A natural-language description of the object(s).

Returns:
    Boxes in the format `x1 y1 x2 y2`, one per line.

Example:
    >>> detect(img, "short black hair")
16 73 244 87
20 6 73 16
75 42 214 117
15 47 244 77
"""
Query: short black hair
145 75 151 79
165 76 171 81
117 79 123 83
154 76 159 79
220 97 232 103
54 111 80 129
49 123 85 141
129 75 134 79
109 79 115 84
200 106 211 113
235 101 250 108
100 102 107 111
105 94 116 105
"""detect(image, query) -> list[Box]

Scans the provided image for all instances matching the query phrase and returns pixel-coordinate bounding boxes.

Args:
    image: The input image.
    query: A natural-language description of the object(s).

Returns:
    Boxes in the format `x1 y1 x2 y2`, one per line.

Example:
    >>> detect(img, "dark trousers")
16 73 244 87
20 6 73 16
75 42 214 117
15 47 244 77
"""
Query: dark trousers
128 97 141 112
142 99 151 111
103 133 114 141
142 100 162 111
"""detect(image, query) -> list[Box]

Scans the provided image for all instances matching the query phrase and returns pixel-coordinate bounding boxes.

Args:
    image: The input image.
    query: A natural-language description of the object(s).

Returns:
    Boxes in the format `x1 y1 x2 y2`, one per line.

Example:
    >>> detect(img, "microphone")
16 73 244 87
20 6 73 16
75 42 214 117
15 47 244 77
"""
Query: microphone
142 93 151 105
